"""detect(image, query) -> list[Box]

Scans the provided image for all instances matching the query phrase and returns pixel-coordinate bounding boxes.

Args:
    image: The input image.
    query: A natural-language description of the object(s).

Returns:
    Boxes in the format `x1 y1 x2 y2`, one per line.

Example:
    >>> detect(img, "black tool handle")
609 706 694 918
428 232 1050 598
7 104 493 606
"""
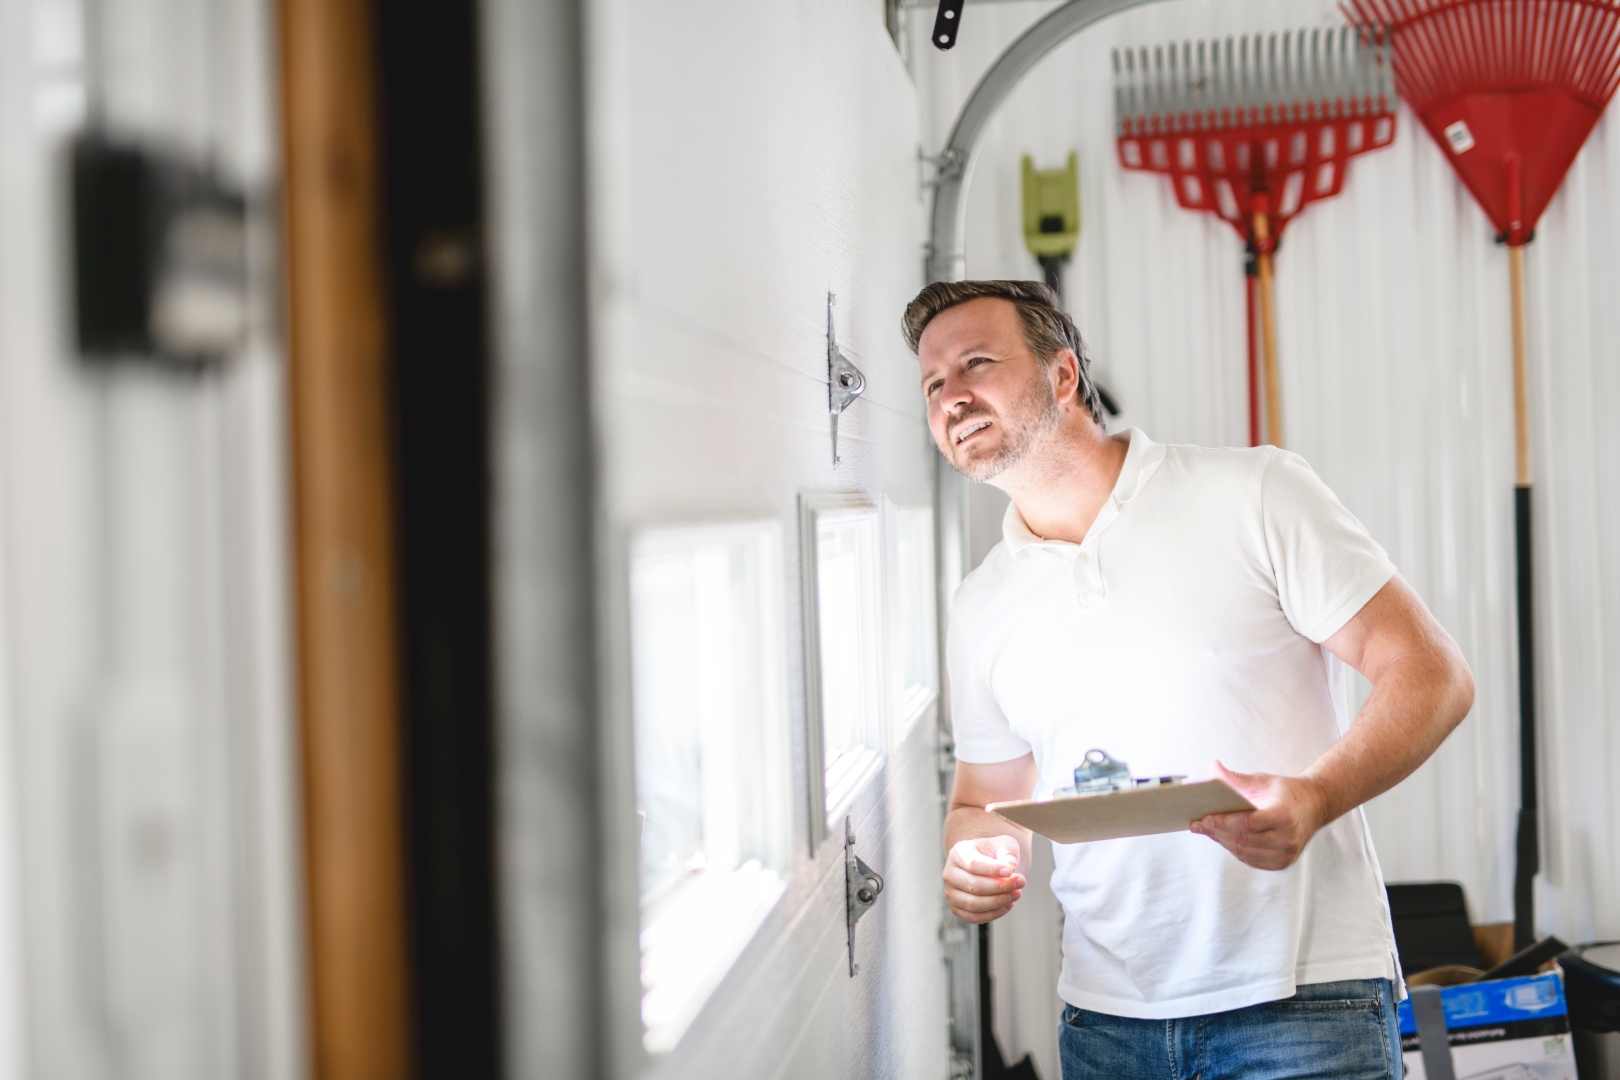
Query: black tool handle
1481 934 1568 982
1514 483 1539 951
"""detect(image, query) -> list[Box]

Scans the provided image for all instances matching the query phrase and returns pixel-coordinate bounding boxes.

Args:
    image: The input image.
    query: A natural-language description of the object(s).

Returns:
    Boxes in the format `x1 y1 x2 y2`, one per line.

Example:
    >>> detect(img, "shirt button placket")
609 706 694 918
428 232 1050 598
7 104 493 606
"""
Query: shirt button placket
1073 501 1116 607
1072 549 1099 607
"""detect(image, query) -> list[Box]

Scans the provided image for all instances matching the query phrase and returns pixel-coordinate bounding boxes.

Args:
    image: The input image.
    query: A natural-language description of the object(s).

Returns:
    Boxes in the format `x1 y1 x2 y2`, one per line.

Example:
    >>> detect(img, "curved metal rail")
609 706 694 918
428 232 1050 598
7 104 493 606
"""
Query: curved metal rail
927 9 1167 1074
925 0 1165 283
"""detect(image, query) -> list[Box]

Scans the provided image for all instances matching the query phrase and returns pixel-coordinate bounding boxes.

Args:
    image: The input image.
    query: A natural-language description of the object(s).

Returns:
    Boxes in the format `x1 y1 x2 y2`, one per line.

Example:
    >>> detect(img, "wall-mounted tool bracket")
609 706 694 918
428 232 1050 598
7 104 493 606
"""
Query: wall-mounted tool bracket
931 0 966 50
844 816 885 976
826 293 866 469
72 136 250 366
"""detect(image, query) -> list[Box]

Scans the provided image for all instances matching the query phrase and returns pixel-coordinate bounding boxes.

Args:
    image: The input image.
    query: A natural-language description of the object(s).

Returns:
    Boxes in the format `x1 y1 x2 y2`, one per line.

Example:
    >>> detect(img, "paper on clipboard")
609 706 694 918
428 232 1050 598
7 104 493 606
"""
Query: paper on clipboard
987 780 1255 845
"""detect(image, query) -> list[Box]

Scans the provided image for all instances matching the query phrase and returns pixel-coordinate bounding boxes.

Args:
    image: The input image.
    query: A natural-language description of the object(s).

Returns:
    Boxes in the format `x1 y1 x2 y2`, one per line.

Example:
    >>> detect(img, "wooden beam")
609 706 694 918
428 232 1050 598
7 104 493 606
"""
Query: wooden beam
276 0 411 1075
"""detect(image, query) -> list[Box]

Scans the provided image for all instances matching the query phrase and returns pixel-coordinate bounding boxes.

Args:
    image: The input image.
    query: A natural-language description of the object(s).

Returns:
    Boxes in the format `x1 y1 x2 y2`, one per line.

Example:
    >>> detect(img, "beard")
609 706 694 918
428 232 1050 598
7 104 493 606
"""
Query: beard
946 371 1061 483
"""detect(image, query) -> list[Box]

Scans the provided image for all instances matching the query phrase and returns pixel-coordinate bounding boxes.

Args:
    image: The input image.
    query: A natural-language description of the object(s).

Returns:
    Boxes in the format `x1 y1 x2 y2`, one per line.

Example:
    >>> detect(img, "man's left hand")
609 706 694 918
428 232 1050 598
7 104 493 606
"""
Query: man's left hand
1191 761 1331 871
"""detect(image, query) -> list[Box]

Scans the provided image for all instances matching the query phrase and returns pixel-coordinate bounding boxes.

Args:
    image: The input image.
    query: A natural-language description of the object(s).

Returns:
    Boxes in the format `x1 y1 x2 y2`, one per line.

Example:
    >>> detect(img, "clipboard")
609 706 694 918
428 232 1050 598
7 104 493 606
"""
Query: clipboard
988 780 1255 844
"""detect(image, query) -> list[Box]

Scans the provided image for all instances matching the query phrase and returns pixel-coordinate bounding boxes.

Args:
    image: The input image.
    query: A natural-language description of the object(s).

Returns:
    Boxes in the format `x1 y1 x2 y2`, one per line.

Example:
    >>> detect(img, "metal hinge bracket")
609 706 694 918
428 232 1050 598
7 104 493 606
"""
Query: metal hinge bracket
827 293 866 469
918 145 966 197
844 816 885 976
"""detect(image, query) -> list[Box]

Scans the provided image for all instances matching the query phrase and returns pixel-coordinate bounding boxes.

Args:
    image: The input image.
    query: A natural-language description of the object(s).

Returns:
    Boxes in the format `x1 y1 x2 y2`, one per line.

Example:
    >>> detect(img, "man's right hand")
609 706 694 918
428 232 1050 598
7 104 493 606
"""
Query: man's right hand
942 835 1026 923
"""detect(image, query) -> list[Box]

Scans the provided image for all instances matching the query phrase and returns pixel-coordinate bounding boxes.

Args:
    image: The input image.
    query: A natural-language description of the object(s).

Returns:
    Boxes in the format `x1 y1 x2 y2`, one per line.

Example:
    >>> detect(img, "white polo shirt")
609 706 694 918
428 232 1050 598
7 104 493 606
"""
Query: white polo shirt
949 428 1402 1020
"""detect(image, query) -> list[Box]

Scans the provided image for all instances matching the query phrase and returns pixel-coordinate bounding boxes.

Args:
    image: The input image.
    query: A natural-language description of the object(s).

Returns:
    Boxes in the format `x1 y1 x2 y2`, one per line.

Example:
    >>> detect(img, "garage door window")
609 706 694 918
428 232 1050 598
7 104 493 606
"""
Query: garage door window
890 502 938 736
802 498 887 835
629 521 791 1052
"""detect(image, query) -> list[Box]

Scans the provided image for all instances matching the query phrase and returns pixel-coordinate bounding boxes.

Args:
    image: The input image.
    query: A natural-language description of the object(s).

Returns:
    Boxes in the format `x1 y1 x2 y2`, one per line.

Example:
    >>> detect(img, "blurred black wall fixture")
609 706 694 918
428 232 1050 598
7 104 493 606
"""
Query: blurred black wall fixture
72 137 248 365
376 0 502 1076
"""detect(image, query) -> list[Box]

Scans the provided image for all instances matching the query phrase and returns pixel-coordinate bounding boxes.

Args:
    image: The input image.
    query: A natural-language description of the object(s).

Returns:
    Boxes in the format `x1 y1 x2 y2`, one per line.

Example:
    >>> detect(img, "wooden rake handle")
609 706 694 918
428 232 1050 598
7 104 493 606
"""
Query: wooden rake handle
1253 211 1283 449
1510 245 1530 486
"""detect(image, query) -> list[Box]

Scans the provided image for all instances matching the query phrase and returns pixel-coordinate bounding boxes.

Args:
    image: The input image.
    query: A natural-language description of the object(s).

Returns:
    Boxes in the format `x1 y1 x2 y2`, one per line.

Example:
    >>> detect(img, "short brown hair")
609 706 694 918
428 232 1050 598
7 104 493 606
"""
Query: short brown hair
902 279 1105 425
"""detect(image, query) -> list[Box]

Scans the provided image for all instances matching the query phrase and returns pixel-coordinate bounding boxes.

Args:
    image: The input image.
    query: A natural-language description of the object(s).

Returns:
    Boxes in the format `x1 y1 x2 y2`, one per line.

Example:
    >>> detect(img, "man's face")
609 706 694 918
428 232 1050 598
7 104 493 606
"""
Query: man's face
917 297 1061 483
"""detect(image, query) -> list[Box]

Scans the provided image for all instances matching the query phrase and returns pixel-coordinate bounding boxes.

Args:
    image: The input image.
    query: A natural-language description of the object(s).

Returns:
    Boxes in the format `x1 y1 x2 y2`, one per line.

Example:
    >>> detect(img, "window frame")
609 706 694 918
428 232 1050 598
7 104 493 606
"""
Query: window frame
799 493 888 850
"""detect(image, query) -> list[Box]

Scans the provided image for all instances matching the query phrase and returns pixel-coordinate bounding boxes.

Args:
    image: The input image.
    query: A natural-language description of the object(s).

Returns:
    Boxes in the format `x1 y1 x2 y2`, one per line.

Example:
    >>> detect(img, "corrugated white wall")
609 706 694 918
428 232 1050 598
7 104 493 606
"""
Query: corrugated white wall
917 0 1620 1067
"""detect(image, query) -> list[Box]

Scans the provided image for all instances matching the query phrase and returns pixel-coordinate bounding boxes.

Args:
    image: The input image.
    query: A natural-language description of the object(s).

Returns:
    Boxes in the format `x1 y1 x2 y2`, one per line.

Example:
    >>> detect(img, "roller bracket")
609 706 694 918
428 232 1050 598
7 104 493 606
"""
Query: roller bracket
844 816 885 976
827 293 866 468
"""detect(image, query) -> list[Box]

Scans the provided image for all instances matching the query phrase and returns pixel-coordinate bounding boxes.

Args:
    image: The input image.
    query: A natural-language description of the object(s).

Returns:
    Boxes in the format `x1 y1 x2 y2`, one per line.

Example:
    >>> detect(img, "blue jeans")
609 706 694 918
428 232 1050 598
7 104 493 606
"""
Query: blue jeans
1059 979 1403 1080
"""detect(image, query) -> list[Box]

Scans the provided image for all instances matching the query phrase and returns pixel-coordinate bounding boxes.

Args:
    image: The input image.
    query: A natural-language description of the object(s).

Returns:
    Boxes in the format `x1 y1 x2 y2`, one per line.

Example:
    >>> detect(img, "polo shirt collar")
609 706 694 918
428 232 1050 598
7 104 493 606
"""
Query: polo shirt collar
1001 428 1166 558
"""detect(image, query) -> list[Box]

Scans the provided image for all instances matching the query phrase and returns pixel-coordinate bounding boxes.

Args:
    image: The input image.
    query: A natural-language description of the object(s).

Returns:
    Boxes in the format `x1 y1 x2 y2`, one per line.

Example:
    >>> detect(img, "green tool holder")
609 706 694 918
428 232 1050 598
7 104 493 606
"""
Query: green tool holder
1021 152 1080 298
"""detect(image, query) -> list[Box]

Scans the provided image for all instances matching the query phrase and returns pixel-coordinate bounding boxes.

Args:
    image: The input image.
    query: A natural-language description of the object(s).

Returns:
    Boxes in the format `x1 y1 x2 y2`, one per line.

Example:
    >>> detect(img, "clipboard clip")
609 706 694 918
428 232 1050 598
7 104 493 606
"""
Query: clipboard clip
1073 749 1130 792
1055 749 1185 799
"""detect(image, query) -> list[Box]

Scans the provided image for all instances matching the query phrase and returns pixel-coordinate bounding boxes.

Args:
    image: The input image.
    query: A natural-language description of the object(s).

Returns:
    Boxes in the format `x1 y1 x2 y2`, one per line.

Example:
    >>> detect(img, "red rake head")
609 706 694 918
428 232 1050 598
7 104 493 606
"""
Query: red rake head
1344 0 1620 244
1113 30 1398 247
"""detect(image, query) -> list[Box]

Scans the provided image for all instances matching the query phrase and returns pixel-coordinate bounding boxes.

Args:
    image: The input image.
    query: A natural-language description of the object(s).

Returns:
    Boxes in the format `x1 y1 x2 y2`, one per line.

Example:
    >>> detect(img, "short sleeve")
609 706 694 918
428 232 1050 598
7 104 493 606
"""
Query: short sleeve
1262 449 1397 643
946 609 1033 763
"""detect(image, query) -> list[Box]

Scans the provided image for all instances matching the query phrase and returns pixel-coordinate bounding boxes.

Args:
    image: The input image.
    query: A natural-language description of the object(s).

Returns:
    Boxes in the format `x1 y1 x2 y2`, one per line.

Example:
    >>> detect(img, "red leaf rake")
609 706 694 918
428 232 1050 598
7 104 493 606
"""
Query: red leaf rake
1344 0 1620 949
1115 29 1397 448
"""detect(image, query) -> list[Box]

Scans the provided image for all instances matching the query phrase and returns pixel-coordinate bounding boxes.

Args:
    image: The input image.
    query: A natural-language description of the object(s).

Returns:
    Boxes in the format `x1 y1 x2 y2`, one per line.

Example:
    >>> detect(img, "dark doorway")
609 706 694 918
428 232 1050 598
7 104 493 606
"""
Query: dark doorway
376 1 500 1076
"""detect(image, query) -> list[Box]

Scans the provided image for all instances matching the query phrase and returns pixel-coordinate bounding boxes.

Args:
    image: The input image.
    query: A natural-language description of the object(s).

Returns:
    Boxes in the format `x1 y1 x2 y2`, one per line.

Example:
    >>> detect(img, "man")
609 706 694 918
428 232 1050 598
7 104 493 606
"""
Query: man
905 280 1474 1080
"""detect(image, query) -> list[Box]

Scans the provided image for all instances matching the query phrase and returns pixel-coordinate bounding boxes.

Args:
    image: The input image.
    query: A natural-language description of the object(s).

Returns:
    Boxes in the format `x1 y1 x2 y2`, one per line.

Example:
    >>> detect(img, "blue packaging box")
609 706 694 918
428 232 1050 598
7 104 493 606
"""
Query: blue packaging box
1397 973 1576 1080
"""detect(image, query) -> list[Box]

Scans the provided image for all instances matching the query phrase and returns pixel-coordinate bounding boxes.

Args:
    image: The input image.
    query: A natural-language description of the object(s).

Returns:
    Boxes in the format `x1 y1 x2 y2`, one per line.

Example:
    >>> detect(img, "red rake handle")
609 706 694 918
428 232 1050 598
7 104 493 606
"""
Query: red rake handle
1245 261 1261 448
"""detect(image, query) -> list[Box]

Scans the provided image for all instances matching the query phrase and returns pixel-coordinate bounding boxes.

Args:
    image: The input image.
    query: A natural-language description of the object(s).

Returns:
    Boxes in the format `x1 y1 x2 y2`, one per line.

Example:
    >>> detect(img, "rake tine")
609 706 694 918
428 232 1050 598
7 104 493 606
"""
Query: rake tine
1173 41 1184 124
1112 48 1123 135
1341 26 1351 112
1127 47 1139 127
1366 24 1378 108
1171 41 1183 125
1224 36 1235 120
1297 30 1307 120
1246 33 1256 121
1349 24 1361 111
1149 45 1156 123
1282 32 1293 123
1361 25 1371 112
1166 42 1176 125
1142 46 1153 126
1136 46 1145 128
1122 46 1132 124
1244 34 1257 120
1382 26 1395 109
1267 34 1278 124
1310 29 1322 120
1123 47 1134 129
1185 40 1195 122
1197 39 1207 124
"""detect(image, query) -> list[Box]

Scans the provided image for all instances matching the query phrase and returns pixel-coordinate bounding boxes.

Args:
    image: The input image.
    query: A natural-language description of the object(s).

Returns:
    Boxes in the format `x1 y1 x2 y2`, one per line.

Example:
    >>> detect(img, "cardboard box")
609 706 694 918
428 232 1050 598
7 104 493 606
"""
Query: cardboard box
1400 973 1577 1080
